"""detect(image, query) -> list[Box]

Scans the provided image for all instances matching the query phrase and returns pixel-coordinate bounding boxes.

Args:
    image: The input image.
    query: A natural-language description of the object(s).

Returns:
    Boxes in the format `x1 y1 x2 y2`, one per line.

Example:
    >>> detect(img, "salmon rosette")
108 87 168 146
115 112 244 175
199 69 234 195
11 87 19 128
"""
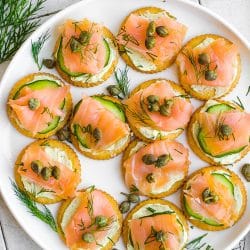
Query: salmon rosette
7 73 72 139
124 79 193 142
54 19 118 87
188 99 250 165
14 139 81 204
122 139 189 198
176 34 241 100
57 187 122 250
123 199 188 250
181 166 246 231
70 95 130 159
116 7 187 73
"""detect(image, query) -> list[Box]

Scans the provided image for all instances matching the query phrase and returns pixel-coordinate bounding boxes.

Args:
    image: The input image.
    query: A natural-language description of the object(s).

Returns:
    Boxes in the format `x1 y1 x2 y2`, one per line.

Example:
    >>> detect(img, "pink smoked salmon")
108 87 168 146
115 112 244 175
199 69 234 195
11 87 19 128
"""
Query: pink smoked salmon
18 143 79 198
124 140 189 195
8 85 70 135
60 20 106 74
125 80 193 131
177 38 239 87
117 12 187 63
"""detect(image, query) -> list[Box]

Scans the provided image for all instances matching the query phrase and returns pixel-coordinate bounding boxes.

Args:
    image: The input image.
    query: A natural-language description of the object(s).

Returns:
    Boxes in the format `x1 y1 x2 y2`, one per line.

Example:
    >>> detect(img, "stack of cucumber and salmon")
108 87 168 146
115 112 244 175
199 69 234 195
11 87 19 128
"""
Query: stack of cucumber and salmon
6 5 250 250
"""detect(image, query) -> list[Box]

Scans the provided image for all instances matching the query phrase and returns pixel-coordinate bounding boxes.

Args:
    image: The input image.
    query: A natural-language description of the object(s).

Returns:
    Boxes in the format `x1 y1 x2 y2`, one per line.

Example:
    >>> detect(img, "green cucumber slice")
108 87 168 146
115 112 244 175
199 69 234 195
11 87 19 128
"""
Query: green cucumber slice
73 124 89 148
206 103 235 113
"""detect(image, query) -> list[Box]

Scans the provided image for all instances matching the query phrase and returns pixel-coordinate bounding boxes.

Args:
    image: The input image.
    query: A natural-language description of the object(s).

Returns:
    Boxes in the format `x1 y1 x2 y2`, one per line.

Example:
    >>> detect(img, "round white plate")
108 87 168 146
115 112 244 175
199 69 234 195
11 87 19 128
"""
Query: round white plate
0 0 249 249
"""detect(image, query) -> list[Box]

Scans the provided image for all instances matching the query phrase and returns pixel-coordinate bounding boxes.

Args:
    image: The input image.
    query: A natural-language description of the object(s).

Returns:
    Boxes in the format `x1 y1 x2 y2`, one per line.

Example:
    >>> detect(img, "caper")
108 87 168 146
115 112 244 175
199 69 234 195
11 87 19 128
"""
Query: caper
202 188 218 204
146 21 156 37
148 102 160 112
31 160 43 174
155 154 171 168
86 124 92 133
198 53 210 65
220 124 232 137
95 215 108 227
241 164 250 182
159 104 170 116
70 37 82 52
155 230 165 242
28 98 40 110
164 98 173 107
56 126 71 142
107 85 121 96
147 95 159 104
42 59 55 69
146 173 155 183
82 232 95 243
156 26 168 37
205 70 217 81
41 167 51 181
79 31 91 46
145 36 155 50
51 166 60 180
142 154 157 165
127 193 140 203
93 128 101 142
119 201 130 214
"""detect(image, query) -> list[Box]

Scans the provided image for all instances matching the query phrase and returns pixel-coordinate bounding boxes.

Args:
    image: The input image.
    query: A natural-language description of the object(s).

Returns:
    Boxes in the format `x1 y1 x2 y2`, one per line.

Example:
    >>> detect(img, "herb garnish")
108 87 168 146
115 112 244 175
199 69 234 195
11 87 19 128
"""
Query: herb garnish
185 233 214 250
139 208 174 219
246 86 250 96
11 180 57 232
31 30 50 70
233 96 245 110
144 226 167 249
0 0 46 63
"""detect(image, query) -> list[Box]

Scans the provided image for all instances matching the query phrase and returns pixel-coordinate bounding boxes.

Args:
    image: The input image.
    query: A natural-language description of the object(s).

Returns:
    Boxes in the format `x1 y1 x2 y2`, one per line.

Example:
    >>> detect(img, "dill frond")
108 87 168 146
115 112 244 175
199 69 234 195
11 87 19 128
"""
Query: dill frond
114 65 130 99
185 233 214 250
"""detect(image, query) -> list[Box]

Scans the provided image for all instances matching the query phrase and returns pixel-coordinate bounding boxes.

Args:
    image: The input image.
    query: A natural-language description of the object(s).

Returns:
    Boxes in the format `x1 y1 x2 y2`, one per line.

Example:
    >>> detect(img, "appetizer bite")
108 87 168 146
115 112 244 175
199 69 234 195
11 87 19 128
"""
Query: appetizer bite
176 34 241 100
54 19 118 87
188 100 250 165
181 166 246 231
125 79 193 142
116 7 187 73
122 139 189 198
57 187 122 250
14 139 81 204
7 73 72 139
123 199 188 250
70 95 130 159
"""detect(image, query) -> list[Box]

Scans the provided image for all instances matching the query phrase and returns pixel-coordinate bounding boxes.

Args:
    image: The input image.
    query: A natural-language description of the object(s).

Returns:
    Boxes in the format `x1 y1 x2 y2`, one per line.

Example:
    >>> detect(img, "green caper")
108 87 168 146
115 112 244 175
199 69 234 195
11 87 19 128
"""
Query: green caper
205 70 217 81
127 193 140 203
146 173 155 183
220 124 232 137
147 95 159 104
70 37 82 52
86 124 92 133
31 160 43 174
95 215 108 227
148 103 160 112
93 128 101 142
142 154 157 165
164 98 173 107
79 31 91 46
56 126 71 143
156 26 168 37
198 53 210 65
155 154 172 168
51 166 60 180
202 188 218 204
28 98 40 110
241 164 250 182
119 201 130 214
146 21 156 37
82 232 95 243
41 167 51 181
145 36 155 50
107 85 121 96
155 230 165 242
159 104 170 116
42 59 55 69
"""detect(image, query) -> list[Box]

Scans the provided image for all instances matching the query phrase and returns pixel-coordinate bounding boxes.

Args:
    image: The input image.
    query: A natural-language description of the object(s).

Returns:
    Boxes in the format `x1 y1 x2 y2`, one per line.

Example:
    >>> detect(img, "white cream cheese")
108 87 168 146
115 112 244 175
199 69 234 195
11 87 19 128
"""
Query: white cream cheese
31 74 63 86
71 38 116 83
127 204 188 250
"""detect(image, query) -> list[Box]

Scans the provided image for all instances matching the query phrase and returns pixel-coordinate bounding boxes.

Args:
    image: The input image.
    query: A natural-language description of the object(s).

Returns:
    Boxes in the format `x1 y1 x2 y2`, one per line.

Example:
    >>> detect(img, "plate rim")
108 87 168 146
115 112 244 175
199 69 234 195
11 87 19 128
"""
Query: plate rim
0 0 249 249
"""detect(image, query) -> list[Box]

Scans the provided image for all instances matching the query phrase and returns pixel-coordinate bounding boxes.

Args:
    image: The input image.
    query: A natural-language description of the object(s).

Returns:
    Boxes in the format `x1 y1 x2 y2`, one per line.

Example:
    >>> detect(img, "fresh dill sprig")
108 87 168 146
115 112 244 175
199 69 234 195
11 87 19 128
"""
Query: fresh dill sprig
233 96 245 110
246 86 250 96
10 179 57 232
31 30 50 70
0 0 46 63
185 233 214 250
115 66 130 98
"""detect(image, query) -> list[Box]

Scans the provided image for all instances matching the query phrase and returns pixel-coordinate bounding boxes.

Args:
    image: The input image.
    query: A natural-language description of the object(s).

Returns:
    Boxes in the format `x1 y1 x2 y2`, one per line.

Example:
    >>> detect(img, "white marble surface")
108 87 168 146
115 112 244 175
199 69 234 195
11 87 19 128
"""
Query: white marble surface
0 0 249 249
